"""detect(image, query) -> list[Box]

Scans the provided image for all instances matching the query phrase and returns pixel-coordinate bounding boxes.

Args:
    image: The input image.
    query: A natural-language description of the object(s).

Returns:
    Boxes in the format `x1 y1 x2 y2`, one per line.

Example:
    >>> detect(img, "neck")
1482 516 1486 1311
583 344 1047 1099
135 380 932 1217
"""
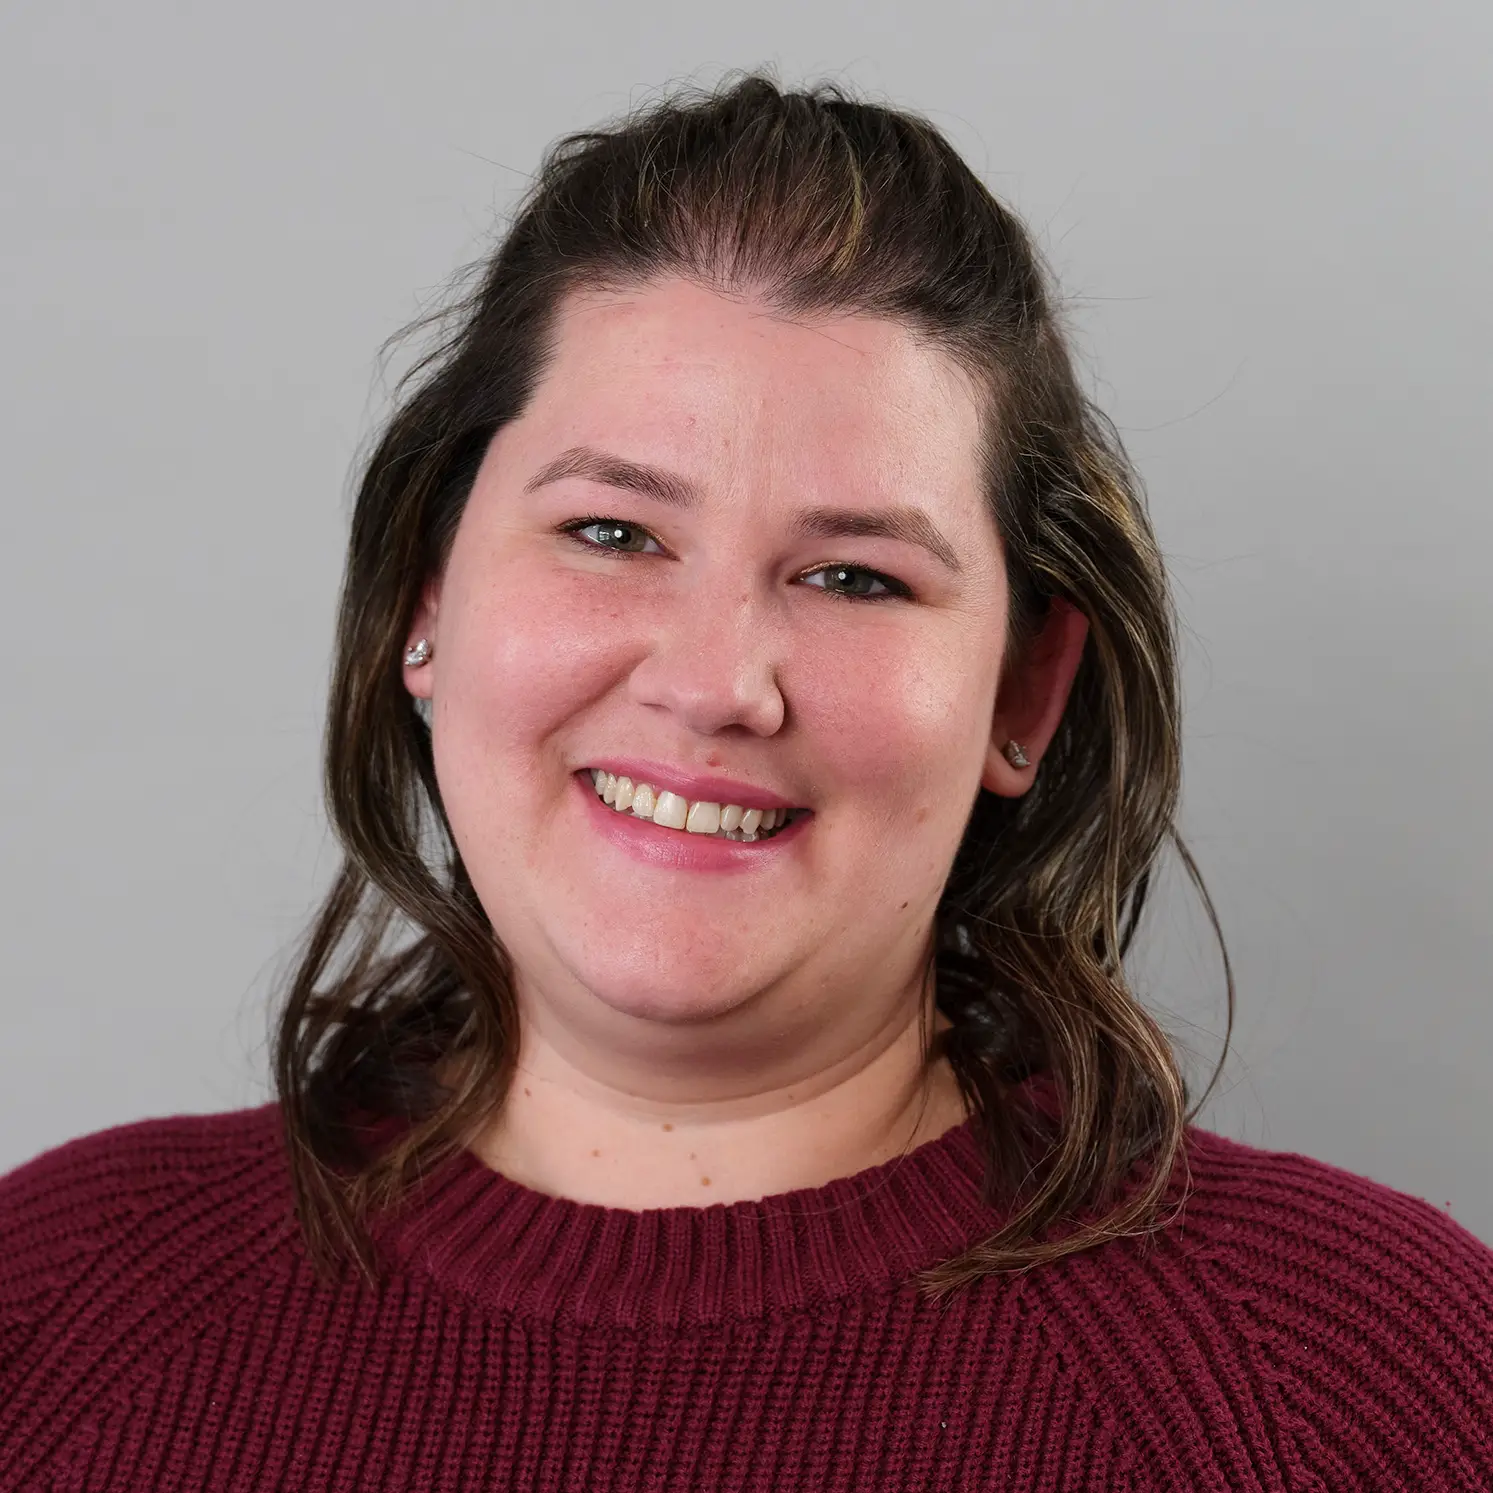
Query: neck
458 1001 970 1209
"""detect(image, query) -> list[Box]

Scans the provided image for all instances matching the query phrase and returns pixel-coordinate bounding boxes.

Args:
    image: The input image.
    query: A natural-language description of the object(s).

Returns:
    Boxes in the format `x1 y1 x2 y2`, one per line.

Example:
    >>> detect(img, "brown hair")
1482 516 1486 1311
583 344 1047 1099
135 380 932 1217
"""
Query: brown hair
273 71 1233 1299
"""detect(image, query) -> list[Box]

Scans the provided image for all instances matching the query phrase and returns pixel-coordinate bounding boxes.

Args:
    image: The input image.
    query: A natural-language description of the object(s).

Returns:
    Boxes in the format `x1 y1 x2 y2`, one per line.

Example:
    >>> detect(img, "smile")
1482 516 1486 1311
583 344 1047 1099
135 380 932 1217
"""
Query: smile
586 769 808 842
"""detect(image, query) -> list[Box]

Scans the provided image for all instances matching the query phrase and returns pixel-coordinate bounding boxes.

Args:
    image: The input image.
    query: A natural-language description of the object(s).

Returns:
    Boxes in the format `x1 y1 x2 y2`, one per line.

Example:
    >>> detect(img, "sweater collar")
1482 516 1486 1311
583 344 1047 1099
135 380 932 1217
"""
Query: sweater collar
370 1114 1005 1328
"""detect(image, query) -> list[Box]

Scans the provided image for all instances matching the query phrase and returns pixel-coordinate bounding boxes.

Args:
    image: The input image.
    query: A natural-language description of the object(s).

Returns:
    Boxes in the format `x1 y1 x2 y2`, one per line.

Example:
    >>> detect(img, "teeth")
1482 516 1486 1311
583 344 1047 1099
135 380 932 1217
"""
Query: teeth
586 771 801 842
685 800 721 835
652 790 688 831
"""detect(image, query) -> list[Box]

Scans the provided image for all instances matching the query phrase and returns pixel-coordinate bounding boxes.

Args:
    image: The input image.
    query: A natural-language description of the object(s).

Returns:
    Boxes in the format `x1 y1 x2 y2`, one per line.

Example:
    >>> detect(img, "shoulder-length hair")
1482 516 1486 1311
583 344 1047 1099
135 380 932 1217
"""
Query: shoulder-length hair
273 71 1232 1300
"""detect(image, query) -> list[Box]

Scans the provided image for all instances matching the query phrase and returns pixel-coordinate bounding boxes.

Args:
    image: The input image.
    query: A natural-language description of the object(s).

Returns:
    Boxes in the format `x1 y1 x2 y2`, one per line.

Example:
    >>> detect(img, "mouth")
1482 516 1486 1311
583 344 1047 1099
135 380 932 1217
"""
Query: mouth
579 768 810 842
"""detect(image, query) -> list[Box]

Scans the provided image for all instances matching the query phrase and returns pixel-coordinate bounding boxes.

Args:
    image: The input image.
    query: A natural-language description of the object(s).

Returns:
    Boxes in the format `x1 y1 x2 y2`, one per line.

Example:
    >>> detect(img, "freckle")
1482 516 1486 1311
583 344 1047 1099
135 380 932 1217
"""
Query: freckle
700 1176 711 1186
915 806 929 823
662 1122 673 1132
590 1149 600 1158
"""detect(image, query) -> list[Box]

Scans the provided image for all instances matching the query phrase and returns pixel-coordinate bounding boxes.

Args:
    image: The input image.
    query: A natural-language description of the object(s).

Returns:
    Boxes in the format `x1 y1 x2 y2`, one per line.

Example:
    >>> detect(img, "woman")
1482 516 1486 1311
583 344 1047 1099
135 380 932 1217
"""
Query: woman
2 75 1489 1491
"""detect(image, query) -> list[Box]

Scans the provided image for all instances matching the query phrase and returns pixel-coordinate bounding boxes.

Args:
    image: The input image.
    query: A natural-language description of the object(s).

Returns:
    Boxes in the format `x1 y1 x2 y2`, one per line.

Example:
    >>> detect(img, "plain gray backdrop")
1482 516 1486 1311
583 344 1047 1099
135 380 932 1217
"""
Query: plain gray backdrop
2 1 1489 1240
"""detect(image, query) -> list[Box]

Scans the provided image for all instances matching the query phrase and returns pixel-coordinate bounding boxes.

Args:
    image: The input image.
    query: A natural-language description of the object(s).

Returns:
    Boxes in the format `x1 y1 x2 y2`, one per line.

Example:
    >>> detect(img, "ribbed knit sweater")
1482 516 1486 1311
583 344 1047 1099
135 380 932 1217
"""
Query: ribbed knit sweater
2 1101 1490 1491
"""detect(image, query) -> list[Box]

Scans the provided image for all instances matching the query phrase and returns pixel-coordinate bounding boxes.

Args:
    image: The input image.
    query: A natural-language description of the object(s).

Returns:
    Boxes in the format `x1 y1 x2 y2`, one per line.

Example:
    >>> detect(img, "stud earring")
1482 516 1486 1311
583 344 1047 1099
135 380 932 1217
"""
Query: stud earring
1002 740 1029 768
404 638 432 668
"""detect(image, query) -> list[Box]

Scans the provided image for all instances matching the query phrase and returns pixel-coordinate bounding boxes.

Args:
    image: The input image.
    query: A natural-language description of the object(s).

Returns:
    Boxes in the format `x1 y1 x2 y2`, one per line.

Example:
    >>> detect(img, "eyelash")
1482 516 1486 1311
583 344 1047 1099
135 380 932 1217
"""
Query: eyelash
557 516 915 603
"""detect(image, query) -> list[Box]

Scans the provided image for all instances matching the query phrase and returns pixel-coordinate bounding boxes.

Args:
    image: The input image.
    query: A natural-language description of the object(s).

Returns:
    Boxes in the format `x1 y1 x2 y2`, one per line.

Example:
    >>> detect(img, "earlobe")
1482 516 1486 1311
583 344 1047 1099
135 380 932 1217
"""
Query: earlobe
983 735 1034 797
982 597 1090 798
403 635 436 699
402 582 441 699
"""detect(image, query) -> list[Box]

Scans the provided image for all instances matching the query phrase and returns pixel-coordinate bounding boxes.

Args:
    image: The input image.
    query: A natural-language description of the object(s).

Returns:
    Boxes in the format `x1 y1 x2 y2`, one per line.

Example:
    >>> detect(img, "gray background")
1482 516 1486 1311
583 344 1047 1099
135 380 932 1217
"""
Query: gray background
2 1 1489 1240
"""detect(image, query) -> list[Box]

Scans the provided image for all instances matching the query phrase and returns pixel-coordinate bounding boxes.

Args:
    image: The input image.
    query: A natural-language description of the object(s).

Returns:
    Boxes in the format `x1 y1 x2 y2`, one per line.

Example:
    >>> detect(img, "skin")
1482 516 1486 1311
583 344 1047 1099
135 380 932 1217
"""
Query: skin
405 276 1089 1208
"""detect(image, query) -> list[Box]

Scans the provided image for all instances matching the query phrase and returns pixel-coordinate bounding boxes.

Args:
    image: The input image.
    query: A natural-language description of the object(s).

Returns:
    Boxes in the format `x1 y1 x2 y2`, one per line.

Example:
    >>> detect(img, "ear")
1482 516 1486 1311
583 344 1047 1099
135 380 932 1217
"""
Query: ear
402 577 442 702
981 596 1090 797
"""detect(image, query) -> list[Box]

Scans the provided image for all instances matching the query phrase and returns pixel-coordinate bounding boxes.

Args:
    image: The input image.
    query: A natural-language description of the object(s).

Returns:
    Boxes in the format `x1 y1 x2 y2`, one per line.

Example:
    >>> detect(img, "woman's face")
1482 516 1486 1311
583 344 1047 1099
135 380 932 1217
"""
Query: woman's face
408 277 1067 1083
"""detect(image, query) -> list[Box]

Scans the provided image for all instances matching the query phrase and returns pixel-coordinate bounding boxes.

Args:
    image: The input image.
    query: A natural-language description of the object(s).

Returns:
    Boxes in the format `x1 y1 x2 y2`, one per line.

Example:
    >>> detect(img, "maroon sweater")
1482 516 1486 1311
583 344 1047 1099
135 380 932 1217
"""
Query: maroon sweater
1 1101 1490 1490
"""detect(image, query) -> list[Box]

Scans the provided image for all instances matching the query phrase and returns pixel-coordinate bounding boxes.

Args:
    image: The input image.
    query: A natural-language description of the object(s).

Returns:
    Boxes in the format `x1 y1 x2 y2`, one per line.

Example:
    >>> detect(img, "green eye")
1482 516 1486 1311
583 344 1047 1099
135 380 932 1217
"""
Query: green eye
569 519 658 554
559 516 912 603
801 564 902 600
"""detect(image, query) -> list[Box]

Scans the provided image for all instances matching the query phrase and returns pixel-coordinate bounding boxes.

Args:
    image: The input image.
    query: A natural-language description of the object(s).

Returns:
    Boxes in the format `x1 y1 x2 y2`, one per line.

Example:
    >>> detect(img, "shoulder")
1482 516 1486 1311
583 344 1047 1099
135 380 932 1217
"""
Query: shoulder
0 1102 298 1362
0 1100 289 1233
1021 1126 1493 1488
1174 1123 1493 1307
1169 1127 1493 1484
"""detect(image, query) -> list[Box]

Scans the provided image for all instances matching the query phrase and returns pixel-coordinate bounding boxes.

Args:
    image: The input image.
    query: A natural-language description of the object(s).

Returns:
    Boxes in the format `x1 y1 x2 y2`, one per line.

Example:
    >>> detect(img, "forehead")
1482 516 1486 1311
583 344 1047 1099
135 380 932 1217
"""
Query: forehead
523 277 988 510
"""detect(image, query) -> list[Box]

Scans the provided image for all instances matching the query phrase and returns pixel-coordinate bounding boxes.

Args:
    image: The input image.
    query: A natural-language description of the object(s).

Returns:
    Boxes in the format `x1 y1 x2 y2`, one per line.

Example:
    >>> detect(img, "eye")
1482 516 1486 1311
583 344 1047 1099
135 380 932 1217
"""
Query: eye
558 517 912 603
560 517 665 555
799 564 911 603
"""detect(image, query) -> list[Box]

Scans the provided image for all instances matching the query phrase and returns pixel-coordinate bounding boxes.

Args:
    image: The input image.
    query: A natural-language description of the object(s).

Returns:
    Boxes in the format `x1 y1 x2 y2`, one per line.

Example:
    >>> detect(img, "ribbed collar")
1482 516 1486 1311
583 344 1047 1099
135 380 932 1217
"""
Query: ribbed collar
370 1115 1005 1329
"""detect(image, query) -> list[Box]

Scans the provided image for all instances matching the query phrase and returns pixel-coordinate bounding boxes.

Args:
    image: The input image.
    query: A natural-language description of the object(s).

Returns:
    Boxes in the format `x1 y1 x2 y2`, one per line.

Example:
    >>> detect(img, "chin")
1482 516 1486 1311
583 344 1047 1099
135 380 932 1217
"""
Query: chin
591 985 745 1026
593 958 758 1024
566 938 763 1026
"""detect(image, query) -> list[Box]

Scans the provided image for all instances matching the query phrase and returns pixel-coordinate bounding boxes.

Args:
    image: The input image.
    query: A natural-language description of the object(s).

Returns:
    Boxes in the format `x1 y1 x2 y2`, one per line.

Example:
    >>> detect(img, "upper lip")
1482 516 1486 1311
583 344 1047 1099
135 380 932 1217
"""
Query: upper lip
578 758 805 812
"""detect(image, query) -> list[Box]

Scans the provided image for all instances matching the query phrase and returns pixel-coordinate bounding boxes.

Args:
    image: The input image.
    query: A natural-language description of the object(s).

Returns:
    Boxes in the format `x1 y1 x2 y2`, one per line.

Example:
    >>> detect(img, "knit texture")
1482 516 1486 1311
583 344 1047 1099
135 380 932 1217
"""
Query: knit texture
2 1101 1490 1490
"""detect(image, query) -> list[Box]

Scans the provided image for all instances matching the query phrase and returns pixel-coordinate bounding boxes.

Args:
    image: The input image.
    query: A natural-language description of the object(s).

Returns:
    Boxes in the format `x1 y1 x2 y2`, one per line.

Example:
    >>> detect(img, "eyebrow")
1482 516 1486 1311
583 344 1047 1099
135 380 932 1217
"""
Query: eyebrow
523 444 965 574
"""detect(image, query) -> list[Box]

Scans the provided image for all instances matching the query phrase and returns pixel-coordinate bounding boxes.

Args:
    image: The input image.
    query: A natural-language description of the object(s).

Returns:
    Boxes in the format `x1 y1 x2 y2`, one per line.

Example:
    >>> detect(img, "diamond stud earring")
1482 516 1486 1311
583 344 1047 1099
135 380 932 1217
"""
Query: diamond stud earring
403 638 432 668
1002 740 1029 768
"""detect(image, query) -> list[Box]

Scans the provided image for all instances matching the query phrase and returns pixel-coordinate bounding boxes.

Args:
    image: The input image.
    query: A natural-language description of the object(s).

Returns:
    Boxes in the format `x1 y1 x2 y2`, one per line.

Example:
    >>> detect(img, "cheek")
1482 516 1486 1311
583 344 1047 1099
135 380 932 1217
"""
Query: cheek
791 622 995 832
433 556 624 795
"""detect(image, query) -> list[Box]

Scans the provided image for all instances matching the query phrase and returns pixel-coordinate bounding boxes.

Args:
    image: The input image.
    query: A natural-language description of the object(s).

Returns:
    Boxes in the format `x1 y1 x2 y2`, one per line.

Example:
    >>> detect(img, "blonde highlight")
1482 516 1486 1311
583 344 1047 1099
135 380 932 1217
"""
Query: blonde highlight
272 70 1234 1298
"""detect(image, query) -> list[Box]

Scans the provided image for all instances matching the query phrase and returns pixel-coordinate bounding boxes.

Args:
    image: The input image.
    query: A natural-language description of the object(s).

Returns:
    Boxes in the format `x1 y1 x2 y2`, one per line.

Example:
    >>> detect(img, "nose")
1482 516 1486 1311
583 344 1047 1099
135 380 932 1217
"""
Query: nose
625 579 786 738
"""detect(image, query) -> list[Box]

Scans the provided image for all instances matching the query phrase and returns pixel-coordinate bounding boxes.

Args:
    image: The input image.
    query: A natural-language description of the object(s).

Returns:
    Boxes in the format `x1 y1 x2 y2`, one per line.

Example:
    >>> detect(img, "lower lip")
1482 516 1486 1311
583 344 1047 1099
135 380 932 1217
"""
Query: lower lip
574 771 810 873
